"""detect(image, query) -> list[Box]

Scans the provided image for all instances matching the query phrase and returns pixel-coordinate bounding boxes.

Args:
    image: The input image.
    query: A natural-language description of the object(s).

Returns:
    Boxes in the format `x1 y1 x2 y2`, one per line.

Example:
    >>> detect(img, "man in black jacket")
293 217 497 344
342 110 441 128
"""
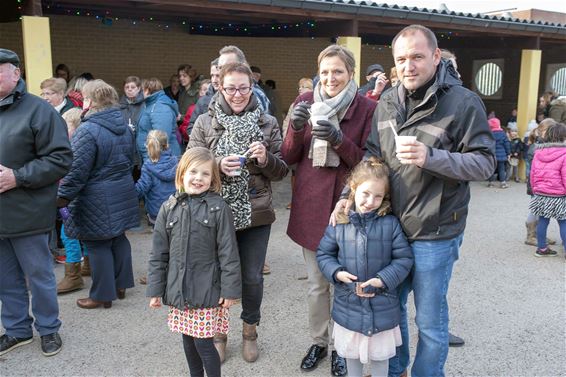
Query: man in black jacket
0 49 73 357
333 25 495 377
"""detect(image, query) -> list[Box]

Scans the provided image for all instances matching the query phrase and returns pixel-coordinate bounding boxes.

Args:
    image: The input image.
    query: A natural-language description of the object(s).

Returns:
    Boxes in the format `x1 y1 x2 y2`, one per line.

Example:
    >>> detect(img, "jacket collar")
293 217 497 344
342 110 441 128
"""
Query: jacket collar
0 79 26 108
348 210 378 228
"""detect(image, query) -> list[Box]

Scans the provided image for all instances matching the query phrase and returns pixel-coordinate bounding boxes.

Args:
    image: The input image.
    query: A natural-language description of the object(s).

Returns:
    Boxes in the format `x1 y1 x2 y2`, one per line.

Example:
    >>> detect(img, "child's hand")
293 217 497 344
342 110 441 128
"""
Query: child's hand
149 297 162 308
360 278 384 289
218 297 237 308
336 271 357 283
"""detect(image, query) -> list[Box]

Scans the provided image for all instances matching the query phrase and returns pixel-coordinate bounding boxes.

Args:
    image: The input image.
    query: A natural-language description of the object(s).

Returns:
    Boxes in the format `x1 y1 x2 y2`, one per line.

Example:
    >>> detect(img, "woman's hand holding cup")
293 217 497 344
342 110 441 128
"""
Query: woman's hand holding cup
220 155 245 176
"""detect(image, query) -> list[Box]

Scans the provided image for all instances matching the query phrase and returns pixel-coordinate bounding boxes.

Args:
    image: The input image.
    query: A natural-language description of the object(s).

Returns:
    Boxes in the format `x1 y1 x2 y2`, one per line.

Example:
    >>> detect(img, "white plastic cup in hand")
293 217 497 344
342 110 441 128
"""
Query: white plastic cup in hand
395 135 417 163
309 114 329 129
232 155 247 176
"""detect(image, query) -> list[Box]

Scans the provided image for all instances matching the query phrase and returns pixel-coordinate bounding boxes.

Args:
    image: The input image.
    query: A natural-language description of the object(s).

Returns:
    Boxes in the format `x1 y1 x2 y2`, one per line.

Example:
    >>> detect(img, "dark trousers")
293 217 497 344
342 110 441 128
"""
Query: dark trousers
182 335 220 377
0 233 61 337
489 161 508 182
236 224 271 325
82 233 134 302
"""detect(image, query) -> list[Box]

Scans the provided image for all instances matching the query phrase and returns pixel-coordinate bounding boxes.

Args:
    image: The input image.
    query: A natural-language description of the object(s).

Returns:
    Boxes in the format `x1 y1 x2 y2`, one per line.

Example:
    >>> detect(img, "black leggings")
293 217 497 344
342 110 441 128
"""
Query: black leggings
182 335 220 377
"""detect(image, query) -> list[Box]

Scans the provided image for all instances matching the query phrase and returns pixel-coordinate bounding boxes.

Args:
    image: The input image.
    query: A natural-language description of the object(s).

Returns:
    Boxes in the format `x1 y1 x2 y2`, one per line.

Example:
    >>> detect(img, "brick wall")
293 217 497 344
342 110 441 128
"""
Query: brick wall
1 15 396 118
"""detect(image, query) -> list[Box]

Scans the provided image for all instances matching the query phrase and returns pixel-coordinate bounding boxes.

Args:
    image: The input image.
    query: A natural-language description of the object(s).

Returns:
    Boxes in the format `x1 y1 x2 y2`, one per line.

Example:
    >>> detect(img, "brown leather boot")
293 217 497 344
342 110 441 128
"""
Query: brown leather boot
525 222 537 246
213 333 227 363
57 262 84 294
242 322 258 362
81 256 91 276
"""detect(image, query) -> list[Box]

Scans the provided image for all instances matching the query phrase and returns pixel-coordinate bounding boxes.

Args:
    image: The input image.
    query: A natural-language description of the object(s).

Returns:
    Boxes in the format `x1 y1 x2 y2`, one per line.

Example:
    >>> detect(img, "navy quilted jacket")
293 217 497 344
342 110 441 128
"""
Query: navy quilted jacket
493 130 511 162
317 212 413 336
135 150 178 218
58 107 140 240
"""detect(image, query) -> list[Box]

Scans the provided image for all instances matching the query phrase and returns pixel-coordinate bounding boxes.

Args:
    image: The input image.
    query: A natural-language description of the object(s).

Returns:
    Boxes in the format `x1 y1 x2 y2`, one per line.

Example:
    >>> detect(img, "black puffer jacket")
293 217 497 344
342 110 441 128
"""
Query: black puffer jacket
366 59 496 240
0 79 72 237
146 191 241 309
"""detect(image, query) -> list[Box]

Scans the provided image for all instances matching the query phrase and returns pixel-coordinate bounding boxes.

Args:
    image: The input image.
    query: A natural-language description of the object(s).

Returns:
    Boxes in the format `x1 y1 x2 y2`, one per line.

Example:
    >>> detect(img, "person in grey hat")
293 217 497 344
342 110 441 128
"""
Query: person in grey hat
358 63 389 100
0 49 72 357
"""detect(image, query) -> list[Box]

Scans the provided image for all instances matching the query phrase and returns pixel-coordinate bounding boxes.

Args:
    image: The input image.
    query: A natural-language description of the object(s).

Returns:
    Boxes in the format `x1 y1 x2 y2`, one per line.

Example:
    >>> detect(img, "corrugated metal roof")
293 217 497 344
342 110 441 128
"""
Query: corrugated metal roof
220 0 565 36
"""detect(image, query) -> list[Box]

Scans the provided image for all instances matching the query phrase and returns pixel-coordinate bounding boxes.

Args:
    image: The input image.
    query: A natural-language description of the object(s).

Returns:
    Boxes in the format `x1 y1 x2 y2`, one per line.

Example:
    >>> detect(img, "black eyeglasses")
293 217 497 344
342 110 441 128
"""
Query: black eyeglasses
223 86 252 96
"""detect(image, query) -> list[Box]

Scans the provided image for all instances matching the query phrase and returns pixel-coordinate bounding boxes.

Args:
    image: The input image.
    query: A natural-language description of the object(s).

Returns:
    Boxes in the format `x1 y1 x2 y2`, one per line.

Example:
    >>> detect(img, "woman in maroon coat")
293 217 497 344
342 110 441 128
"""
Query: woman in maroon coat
281 45 376 376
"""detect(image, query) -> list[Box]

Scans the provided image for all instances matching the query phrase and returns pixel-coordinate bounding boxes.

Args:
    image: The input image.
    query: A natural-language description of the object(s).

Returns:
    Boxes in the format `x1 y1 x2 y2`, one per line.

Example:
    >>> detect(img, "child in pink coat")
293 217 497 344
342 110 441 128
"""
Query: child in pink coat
529 122 566 257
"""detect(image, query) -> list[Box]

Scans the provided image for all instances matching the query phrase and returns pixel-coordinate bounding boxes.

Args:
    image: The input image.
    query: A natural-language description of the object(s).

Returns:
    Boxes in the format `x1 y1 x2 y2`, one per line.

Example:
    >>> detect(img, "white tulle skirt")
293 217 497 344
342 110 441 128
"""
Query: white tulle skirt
333 323 402 364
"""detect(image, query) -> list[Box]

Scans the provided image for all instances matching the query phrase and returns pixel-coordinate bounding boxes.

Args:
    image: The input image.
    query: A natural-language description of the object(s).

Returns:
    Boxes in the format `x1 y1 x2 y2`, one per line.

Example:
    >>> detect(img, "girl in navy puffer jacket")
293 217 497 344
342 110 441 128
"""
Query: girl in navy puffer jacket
317 157 413 377
135 130 178 226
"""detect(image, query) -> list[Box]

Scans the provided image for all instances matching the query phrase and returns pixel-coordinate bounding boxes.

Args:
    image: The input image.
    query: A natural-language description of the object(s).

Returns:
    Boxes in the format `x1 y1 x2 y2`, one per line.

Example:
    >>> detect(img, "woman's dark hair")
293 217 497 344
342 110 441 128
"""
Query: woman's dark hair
544 122 566 143
219 62 253 87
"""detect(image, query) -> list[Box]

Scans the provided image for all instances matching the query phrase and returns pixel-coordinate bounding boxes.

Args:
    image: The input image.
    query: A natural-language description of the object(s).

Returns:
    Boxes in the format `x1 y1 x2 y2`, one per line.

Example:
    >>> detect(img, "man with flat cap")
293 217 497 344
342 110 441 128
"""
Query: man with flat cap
358 63 390 101
0 49 72 357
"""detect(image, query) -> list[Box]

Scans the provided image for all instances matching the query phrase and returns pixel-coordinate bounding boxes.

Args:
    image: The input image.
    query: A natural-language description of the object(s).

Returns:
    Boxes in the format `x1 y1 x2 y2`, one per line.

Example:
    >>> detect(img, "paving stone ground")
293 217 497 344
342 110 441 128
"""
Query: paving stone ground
1 177 564 376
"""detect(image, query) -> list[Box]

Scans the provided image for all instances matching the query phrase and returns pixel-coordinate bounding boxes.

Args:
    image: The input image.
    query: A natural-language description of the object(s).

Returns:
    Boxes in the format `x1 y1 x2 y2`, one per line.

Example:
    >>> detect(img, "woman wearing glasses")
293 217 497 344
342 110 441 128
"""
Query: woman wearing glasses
188 62 288 364
281 45 377 376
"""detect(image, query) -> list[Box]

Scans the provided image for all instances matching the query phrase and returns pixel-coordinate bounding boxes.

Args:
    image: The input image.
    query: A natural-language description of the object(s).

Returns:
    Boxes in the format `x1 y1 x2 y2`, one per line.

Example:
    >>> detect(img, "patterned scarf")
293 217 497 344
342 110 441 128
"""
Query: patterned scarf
214 94 263 230
309 79 357 167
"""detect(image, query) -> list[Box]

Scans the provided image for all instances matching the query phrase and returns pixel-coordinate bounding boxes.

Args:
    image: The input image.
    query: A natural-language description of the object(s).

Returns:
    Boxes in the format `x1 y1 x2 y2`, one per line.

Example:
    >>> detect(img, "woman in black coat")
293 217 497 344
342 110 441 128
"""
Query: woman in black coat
58 79 139 309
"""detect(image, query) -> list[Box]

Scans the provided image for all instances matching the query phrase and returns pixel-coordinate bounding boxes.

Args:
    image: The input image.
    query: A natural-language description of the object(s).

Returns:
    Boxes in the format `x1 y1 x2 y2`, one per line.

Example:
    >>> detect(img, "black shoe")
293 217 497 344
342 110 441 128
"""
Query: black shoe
41 332 62 356
0 334 33 356
300 344 327 371
331 350 347 376
448 332 465 347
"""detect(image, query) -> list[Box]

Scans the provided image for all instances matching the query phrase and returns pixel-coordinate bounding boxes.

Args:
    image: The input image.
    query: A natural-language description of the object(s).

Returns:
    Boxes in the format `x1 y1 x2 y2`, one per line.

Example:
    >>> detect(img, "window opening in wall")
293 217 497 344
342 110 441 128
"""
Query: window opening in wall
475 62 502 97
550 67 566 96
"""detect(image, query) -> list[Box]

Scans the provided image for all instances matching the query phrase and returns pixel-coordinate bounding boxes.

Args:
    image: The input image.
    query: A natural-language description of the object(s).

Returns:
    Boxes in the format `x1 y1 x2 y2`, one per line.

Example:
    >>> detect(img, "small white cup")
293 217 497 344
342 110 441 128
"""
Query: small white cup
309 114 329 128
395 135 417 162
232 155 247 176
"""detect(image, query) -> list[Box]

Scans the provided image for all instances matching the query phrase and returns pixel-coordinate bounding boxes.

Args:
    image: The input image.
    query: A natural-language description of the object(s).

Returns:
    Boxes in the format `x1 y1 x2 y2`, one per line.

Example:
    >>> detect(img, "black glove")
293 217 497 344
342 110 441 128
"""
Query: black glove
312 120 343 146
290 101 311 131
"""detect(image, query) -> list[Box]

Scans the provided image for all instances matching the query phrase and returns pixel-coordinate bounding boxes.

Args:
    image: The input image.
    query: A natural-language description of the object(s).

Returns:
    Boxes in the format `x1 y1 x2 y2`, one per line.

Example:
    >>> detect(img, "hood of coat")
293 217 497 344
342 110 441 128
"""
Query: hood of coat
550 96 566 107
144 150 178 181
119 91 145 106
534 143 566 163
83 107 128 136
145 90 178 113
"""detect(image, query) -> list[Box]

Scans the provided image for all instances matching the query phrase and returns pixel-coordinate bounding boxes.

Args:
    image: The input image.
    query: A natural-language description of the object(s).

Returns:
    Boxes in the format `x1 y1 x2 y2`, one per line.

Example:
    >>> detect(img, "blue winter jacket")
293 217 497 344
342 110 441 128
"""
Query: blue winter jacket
137 90 181 160
135 150 178 218
58 107 140 240
317 212 413 336
493 130 511 162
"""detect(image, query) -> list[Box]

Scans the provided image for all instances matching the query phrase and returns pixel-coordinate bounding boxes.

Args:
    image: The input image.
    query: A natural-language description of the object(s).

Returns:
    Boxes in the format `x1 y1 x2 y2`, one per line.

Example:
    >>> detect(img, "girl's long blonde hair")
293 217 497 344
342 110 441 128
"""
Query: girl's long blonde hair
146 130 168 163
175 147 222 193
337 156 391 224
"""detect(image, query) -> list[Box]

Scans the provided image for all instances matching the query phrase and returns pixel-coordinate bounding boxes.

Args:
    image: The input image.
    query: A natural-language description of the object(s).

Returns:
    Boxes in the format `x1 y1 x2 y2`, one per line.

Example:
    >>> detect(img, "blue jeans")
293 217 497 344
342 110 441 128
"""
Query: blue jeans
389 233 463 377
0 233 61 337
536 216 566 250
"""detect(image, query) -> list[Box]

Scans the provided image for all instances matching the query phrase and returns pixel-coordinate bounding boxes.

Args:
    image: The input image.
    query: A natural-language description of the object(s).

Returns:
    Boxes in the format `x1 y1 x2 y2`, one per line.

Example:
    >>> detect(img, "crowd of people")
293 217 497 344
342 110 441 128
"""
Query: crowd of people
0 21 565 377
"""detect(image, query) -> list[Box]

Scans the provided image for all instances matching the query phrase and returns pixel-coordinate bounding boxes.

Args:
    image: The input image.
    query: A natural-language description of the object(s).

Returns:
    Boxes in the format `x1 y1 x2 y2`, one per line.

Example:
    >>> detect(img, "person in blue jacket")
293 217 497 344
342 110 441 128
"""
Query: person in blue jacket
135 129 178 226
136 78 181 161
317 157 413 377
57 79 139 309
487 117 511 188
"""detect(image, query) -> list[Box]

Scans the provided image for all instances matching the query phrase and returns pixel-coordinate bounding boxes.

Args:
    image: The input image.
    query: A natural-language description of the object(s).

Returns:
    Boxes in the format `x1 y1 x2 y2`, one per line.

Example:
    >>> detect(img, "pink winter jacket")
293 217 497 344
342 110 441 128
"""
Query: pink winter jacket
530 143 566 196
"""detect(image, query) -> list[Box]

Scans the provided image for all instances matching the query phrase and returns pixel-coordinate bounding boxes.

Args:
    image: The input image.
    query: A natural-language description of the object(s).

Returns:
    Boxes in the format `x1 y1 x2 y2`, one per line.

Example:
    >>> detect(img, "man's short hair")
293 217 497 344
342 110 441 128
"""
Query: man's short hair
218 45 247 63
211 58 219 67
392 24 438 53
142 78 164 95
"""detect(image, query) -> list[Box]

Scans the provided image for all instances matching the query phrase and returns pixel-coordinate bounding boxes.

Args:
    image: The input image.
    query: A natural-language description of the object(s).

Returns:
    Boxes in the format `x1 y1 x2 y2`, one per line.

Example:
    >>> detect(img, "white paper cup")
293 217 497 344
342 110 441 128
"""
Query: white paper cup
395 135 417 153
232 155 247 176
309 114 329 128
395 135 417 163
